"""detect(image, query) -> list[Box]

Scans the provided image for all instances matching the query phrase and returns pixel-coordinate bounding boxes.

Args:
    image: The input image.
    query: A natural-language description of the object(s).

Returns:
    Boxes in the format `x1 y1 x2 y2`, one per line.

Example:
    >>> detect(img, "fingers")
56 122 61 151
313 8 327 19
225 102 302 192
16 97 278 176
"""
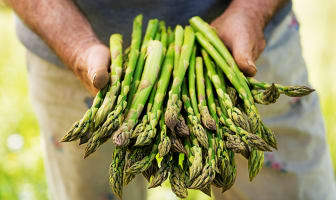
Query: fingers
231 40 258 77
86 44 110 89
231 35 266 77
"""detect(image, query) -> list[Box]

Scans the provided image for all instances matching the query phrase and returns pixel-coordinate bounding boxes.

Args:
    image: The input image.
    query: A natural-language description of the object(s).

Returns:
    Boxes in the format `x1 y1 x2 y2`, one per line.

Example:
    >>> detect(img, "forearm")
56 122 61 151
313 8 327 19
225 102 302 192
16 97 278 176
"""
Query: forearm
7 0 101 71
228 0 289 29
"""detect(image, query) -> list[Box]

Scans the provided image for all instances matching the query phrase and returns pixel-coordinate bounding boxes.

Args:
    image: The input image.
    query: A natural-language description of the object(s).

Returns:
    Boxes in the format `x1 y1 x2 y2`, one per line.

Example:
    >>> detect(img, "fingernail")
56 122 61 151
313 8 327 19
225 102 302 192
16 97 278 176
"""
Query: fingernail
247 60 257 73
92 69 109 89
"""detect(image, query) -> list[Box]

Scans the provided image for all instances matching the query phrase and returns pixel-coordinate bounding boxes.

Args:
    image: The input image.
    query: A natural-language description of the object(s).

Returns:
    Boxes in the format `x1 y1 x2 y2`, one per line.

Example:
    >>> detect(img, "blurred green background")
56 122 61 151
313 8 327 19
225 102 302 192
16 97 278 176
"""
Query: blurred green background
0 1 335 199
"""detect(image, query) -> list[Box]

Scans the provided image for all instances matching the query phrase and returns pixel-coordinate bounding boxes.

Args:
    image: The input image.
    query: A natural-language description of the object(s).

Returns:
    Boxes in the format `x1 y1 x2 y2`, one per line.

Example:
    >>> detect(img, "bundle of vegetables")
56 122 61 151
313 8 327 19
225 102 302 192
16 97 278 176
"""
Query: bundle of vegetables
61 14 314 199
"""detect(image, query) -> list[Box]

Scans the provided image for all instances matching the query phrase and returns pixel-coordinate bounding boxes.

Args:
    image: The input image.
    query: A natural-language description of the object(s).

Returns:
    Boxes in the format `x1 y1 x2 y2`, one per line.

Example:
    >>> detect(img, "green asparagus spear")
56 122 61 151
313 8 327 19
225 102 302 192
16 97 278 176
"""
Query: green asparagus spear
165 26 195 131
214 100 270 152
126 134 160 174
170 159 188 199
142 159 159 182
131 83 157 139
195 56 216 131
148 155 171 189
195 32 261 135
126 19 159 112
135 43 174 146
61 86 108 142
189 16 249 91
123 146 151 186
90 15 143 143
202 49 249 130
248 148 264 181
109 147 126 200
251 83 280 105
188 47 200 117
184 131 202 182
173 25 184 76
181 80 208 148
112 40 163 147
170 134 188 155
247 77 315 97
95 34 123 127
158 112 171 158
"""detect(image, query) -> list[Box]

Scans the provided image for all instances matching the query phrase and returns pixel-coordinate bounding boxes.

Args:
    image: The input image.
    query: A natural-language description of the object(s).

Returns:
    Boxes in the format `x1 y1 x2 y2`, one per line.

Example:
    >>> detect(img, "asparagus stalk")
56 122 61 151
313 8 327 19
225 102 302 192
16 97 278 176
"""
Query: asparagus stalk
188 47 200 118
181 82 204 180
159 21 168 54
154 32 161 41
93 15 143 142
201 49 249 131
125 134 160 174
260 121 277 149
165 26 195 130
170 159 188 199
222 150 237 192
251 83 280 105
247 77 315 97
109 147 126 200
188 161 215 189
94 34 123 127
181 80 208 148
184 136 202 182
248 148 264 181
142 159 159 182
195 32 261 135
214 99 270 152
173 25 184 76
189 16 249 92
112 40 163 147
131 83 157 139
135 43 174 146
148 155 171 188
195 57 217 131
205 73 229 173
174 114 190 137
227 86 238 106
79 38 132 147
167 26 174 44
170 134 188 155
189 82 216 189
123 146 151 186
126 19 159 112
158 111 171 158
61 85 108 142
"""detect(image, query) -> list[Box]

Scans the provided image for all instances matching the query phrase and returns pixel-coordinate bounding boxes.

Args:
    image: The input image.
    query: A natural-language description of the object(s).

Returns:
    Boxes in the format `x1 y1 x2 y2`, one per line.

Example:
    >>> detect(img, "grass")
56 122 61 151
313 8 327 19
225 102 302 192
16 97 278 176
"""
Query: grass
0 1 335 199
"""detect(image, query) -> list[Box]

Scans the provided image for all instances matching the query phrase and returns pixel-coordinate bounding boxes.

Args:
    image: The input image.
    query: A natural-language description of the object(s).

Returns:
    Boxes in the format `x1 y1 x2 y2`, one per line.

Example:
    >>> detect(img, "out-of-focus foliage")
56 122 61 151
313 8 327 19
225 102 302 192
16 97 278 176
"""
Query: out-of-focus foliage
0 5 48 200
0 0 334 199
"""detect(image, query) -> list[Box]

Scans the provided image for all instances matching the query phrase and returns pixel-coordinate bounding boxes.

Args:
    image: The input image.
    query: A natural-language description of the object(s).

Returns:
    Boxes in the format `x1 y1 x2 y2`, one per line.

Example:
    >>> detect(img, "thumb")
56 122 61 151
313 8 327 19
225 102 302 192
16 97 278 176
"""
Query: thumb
231 39 258 77
86 45 110 89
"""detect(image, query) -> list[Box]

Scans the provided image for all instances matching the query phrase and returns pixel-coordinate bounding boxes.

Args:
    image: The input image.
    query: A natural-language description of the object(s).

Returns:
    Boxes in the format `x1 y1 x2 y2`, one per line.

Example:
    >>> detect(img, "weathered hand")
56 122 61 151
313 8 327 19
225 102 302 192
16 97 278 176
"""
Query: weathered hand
211 6 266 77
7 0 112 95
72 43 110 95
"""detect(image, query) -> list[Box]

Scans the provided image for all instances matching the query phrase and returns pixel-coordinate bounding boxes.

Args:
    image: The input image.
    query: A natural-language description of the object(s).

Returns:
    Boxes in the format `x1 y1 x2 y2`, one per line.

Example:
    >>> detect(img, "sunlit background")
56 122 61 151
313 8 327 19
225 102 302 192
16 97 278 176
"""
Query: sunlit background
0 0 335 199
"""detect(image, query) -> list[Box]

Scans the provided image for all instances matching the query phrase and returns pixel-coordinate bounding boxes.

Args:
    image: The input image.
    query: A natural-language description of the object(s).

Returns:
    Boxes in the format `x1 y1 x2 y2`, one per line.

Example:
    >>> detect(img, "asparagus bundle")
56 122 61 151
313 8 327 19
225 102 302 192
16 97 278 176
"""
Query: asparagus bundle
61 14 314 199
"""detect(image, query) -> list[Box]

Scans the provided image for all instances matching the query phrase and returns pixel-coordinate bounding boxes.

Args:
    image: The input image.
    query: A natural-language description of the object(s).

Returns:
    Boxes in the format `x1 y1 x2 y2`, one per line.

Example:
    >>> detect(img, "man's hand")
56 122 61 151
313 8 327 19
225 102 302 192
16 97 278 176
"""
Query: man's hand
7 0 110 95
72 43 110 94
211 0 288 77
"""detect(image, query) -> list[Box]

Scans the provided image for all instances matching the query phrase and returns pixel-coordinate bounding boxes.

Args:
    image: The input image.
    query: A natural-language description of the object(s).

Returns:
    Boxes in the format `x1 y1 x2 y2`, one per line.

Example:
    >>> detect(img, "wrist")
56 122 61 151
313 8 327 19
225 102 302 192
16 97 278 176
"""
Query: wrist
228 2 267 30
228 0 286 30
